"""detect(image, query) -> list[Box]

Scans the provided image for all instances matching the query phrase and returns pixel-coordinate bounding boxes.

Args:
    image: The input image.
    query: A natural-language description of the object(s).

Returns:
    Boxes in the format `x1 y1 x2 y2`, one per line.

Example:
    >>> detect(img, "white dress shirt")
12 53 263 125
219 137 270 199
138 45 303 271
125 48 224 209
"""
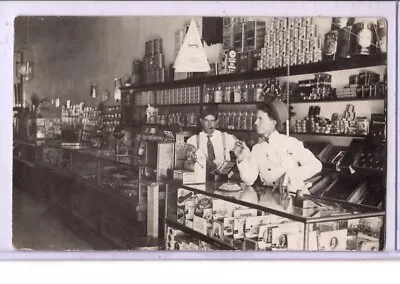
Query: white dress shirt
237 130 322 189
186 130 237 168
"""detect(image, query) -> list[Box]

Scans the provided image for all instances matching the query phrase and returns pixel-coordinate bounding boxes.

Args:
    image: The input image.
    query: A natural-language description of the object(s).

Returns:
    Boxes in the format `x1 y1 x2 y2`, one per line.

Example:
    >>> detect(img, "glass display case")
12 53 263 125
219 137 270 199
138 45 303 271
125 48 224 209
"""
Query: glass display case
165 180 384 251
38 143 163 249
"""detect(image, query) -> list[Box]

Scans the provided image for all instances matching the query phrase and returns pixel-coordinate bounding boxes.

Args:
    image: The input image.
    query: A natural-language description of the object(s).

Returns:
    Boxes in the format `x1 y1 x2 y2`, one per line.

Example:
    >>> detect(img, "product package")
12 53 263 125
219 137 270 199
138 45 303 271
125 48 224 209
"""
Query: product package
212 199 236 221
245 216 272 239
223 217 235 236
317 229 348 251
233 218 246 239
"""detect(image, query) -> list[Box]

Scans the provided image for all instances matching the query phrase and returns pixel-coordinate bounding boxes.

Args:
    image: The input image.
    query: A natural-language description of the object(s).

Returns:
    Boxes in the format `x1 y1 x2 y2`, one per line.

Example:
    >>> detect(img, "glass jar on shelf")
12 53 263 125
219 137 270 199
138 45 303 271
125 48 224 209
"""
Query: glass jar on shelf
223 111 230 130
248 82 255 102
214 85 223 103
228 112 235 130
255 83 264 102
204 87 211 103
209 86 215 103
218 112 225 129
235 112 242 130
241 84 249 102
224 85 231 103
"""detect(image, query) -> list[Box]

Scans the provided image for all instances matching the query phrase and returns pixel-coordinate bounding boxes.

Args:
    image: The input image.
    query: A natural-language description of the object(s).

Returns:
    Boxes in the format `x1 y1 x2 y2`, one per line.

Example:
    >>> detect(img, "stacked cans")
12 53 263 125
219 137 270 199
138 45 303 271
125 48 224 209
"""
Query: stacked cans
142 38 166 84
297 73 333 100
156 86 201 105
262 17 323 69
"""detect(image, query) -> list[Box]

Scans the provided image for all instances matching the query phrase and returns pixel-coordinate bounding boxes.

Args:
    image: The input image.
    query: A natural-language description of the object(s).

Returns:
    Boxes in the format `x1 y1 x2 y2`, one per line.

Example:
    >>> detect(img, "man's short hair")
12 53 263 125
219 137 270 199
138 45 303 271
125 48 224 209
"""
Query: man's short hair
256 100 289 131
201 104 219 120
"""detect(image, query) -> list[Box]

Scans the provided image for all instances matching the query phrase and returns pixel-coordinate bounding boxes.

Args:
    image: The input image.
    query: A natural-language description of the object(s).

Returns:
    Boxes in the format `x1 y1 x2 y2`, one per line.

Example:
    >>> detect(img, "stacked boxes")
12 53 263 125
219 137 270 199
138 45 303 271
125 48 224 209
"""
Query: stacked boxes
261 17 323 69
155 86 201 105
142 38 166 84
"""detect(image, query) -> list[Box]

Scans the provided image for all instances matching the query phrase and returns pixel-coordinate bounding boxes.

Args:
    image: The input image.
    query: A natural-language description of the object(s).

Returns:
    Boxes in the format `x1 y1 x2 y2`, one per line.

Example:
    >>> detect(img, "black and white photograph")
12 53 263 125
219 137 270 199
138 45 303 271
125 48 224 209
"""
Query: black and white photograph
6 2 396 257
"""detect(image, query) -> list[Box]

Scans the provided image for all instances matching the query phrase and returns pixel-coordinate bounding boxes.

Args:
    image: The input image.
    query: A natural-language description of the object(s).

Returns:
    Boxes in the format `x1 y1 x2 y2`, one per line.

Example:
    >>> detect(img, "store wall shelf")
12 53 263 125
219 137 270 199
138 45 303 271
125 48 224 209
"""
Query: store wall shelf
119 55 386 93
287 54 386 76
290 97 385 104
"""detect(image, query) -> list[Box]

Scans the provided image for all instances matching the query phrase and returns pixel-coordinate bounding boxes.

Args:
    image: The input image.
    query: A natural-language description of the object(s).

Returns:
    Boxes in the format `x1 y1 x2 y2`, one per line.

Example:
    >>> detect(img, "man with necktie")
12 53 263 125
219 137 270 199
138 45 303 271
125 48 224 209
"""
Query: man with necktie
186 106 238 174
233 100 322 193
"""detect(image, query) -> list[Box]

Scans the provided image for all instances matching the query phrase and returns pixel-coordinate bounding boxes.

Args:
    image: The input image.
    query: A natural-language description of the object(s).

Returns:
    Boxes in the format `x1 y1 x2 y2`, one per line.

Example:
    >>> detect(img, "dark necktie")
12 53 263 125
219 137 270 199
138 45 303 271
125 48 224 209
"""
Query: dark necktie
259 136 270 144
207 135 215 162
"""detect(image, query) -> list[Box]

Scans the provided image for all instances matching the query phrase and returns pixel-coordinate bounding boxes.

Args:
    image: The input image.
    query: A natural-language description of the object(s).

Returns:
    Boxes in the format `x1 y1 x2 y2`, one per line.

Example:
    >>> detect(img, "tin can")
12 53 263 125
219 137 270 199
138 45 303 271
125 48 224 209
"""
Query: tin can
302 17 312 27
156 53 165 69
324 30 338 60
298 53 306 65
274 44 281 56
313 50 322 62
292 28 299 41
154 38 163 54
294 17 302 28
284 30 291 43
271 33 277 44
299 27 307 41
268 20 275 33
305 52 314 64
288 42 295 55
277 31 284 44
288 17 295 30
281 18 288 31
306 24 317 39
267 46 274 57
149 40 155 56
290 54 298 66
270 57 276 68
296 40 303 55
310 37 322 51
265 33 271 45
275 56 283 68
303 40 310 53
283 55 290 66
281 43 288 56
337 26 352 58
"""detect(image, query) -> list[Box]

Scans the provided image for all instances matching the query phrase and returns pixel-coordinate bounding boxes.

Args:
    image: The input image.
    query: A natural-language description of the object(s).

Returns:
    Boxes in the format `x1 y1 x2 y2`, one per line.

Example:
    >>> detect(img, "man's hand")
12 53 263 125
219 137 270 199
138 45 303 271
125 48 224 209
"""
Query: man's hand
233 141 250 163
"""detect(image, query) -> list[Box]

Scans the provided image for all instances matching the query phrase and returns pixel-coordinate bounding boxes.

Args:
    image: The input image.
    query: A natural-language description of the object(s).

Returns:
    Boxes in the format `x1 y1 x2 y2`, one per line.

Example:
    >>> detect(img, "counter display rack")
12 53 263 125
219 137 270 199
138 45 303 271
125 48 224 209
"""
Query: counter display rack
164 180 384 252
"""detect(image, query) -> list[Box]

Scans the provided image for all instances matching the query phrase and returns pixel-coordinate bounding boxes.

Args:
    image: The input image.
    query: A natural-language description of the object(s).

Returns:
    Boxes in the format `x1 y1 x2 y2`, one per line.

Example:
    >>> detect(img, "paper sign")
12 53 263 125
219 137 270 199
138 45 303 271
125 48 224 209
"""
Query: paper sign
173 19 210 72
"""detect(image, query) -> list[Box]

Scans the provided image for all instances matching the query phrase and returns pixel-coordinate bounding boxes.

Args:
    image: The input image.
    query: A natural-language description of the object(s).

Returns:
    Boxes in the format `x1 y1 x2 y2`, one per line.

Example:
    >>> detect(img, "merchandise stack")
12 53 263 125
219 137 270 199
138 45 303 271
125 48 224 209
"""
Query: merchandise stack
81 106 102 144
261 17 323 69
142 38 166 84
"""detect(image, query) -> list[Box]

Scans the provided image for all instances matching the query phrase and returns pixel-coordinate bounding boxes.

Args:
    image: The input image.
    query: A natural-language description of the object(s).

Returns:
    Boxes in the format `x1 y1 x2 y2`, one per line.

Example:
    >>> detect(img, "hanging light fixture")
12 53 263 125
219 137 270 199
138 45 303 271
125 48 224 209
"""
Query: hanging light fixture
16 61 34 81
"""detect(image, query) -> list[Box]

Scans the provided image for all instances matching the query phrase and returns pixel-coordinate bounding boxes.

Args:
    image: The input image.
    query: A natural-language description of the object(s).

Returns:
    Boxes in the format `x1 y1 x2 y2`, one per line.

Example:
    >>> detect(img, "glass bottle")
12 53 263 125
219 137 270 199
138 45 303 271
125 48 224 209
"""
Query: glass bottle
241 84 249 102
224 85 231 103
234 85 242 103
224 112 230 129
248 82 255 102
228 112 235 130
204 87 210 103
235 112 242 130
209 86 215 103
241 111 248 130
214 85 223 103
255 83 264 102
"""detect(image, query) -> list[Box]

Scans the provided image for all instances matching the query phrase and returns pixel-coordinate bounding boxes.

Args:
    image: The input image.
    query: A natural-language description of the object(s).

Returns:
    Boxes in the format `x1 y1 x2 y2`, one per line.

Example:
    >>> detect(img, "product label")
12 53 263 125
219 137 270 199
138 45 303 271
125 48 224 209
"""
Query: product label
324 33 338 56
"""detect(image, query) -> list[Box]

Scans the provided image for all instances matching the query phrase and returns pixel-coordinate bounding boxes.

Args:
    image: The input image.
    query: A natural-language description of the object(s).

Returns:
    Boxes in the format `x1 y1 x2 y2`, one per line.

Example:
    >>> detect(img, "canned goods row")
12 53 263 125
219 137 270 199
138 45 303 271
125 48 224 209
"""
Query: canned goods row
142 69 166 84
142 53 165 71
135 91 156 106
264 38 322 57
145 38 163 57
265 25 318 46
156 87 201 105
268 17 315 36
261 49 322 69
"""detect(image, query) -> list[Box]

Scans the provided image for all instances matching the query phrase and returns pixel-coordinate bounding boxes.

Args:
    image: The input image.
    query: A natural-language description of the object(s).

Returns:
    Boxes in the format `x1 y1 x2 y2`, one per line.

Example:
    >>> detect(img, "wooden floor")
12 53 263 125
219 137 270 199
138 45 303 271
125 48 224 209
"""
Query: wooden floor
12 187 93 251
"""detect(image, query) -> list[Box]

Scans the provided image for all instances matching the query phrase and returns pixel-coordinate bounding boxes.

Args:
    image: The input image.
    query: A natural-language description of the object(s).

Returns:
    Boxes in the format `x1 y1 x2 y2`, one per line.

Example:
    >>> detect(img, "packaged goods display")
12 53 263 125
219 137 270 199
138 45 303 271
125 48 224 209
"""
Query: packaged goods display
292 104 371 136
102 106 121 135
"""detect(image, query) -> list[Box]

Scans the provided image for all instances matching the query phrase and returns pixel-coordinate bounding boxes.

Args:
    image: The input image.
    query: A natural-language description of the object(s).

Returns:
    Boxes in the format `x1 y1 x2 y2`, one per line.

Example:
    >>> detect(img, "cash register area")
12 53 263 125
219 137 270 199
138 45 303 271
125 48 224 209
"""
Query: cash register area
12 16 386 252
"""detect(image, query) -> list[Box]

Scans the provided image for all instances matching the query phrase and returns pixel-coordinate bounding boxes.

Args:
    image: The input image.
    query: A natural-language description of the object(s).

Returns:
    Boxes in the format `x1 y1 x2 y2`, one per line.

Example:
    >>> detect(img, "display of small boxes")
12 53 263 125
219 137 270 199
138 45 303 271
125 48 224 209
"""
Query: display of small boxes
233 23 245 52
243 21 266 51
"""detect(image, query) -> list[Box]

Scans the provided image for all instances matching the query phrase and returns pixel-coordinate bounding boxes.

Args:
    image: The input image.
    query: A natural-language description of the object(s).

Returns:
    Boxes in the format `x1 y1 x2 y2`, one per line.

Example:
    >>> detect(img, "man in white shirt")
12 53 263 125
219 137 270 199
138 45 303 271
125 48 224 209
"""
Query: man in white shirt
234 100 322 193
186 107 237 173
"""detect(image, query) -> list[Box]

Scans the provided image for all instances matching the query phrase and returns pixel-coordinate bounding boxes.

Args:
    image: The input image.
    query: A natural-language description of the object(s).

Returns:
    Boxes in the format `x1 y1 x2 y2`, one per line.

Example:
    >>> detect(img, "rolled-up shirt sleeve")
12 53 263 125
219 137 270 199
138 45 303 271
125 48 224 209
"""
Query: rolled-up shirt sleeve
237 145 260 185
286 137 322 181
